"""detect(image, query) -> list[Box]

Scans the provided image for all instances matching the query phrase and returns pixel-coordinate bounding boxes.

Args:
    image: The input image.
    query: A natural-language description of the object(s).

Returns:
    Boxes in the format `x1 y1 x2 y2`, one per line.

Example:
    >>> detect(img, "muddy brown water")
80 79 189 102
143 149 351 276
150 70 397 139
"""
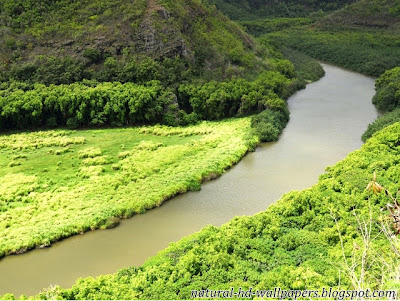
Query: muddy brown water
0 63 379 296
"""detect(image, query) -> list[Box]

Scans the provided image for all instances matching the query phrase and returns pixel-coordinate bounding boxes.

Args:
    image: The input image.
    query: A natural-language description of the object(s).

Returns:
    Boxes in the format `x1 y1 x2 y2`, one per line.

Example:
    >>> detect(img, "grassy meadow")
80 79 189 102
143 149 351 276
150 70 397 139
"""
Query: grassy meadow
0 118 259 258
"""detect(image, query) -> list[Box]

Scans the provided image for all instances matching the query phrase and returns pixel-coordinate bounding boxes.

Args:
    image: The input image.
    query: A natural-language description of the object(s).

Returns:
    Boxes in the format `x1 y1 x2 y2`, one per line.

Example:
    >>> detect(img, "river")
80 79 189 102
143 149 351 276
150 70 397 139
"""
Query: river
0 63 378 296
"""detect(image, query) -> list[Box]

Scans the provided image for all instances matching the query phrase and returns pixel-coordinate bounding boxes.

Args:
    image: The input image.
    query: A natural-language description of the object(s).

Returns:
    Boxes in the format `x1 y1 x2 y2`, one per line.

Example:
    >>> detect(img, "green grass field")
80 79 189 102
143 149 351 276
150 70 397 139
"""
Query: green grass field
0 118 259 258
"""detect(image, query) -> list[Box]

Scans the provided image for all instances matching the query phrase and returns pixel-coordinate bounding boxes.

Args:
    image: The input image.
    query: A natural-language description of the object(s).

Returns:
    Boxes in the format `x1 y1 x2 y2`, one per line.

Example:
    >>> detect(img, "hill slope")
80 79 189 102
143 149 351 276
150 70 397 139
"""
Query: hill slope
0 0 263 85
319 0 400 29
0 0 306 132
205 0 354 20
265 0 400 77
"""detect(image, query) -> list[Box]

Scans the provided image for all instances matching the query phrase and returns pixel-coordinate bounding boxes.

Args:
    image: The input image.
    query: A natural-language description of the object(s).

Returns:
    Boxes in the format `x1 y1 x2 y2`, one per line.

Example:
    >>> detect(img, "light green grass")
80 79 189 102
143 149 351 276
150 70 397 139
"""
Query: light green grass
0 118 259 257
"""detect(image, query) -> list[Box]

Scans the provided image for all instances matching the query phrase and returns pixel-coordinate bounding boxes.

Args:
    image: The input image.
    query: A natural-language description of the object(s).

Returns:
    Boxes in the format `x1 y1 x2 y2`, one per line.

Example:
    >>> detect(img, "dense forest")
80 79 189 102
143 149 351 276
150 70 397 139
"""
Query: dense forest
0 70 294 131
243 0 400 77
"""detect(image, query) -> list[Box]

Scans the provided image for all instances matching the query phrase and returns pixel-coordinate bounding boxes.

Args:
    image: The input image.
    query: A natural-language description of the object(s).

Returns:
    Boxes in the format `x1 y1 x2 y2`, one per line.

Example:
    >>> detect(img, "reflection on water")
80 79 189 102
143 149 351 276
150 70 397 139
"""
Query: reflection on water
0 63 378 296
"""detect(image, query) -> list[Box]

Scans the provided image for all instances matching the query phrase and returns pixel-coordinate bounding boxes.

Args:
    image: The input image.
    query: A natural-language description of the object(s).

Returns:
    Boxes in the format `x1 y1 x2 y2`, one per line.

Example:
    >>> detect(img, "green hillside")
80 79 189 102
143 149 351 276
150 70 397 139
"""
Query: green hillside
261 0 400 77
0 0 311 134
319 0 400 29
0 0 262 85
206 0 354 20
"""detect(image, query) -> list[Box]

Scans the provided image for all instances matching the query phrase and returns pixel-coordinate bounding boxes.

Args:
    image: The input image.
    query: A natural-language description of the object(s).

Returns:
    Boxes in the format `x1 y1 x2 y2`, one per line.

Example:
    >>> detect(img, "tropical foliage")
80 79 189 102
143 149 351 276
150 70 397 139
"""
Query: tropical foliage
256 0 400 77
240 17 314 37
0 67 297 131
279 47 325 83
16 122 400 300
363 67 400 141
372 67 400 111
363 108 400 142
319 0 400 29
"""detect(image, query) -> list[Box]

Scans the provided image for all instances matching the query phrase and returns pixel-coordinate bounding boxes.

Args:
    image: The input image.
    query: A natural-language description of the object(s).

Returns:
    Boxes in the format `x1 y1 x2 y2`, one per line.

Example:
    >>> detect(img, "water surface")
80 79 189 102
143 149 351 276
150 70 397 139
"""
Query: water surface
0 63 378 296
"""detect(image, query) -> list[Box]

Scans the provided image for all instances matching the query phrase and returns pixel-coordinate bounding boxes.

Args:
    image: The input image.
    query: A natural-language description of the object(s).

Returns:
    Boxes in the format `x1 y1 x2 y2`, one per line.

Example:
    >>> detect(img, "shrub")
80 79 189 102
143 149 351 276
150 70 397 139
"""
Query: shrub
363 108 400 141
78 148 102 159
83 48 102 63
372 67 400 111
251 108 290 142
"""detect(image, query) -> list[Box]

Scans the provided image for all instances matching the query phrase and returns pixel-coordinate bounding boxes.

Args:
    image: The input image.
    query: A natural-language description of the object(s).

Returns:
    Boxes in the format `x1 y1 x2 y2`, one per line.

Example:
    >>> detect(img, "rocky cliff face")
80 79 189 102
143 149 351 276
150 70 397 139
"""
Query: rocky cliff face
137 1 191 59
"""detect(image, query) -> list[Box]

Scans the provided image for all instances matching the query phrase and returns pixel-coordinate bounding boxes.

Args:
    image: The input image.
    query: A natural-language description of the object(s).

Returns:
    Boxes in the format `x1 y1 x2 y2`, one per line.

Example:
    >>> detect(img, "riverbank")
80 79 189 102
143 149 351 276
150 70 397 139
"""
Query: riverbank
0 119 259 259
0 63 379 297
26 80 400 301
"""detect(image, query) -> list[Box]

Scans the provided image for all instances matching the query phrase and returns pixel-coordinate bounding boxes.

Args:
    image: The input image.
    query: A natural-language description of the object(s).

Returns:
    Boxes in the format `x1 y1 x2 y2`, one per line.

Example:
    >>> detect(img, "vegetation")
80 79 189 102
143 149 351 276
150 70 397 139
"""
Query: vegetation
363 108 400 142
363 67 400 141
205 0 354 20
239 17 313 37
0 0 273 85
256 0 400 78
250 109 289 142
247 0 400 146
0 67 297 130
0 118 260 258
5 0 399 299
279 47 325 83
372 67 400 111
12 121 400 300
267 27 400 77
319 0 400 29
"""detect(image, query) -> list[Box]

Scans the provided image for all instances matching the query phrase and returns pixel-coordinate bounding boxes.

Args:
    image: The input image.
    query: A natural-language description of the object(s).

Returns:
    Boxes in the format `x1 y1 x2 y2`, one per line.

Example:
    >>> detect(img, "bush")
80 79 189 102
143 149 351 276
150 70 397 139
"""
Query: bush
362 108 400 141
372 67 400 111
9 56 87 85
83 48 102 63
0 81 170 129
251 108 289 142
280 47 325 83
178 70 295 120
